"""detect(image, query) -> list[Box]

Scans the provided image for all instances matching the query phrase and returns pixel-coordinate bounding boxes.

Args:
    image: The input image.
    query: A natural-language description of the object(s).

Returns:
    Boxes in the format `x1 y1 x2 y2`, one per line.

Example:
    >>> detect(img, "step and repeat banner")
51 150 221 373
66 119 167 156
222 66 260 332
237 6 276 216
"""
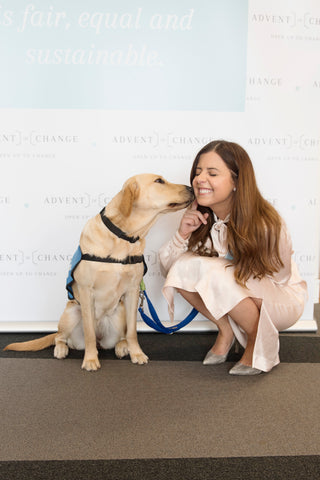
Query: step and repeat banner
0 0 319 331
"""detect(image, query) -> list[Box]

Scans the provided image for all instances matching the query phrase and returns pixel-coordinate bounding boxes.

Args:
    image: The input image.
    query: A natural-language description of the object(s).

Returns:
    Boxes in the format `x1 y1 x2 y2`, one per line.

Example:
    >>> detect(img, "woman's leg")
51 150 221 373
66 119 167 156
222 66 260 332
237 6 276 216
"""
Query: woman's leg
228 298 260 366
176 289 234 355
177 289 260 365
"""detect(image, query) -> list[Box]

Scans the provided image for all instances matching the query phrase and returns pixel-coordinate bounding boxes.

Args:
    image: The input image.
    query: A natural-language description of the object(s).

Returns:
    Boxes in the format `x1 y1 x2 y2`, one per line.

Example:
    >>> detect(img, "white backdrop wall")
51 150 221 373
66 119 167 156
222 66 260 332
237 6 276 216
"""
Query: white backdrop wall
0 0 319 332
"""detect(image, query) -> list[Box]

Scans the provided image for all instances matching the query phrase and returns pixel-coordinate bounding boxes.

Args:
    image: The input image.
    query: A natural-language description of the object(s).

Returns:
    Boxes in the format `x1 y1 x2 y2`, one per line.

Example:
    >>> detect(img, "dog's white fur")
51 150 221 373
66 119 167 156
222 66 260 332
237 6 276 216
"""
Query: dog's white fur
5 174 193 371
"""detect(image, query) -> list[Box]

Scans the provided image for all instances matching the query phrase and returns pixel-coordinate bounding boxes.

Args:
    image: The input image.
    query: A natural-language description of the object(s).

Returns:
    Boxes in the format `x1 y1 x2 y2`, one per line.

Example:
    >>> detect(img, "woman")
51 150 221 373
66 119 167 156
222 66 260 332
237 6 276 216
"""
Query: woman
159 140 307 375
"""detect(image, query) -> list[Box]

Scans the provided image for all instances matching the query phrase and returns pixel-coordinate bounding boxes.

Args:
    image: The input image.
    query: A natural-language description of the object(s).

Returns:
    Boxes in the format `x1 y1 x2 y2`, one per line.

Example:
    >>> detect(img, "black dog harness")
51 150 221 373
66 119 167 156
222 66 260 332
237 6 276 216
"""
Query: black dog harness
66 208 147 300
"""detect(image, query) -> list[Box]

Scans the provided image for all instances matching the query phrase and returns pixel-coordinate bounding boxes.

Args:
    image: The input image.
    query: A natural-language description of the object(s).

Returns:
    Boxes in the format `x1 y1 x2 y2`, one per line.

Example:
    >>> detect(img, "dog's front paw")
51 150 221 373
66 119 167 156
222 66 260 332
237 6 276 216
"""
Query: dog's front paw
130 351 149 365
81 357 101 371
54 342 69 359
115 339 129 358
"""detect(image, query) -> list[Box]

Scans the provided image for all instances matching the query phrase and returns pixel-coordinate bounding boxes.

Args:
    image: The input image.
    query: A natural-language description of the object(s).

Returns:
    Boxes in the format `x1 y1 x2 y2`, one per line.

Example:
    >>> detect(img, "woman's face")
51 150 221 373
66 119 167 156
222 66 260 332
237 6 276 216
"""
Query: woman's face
192 151 236 219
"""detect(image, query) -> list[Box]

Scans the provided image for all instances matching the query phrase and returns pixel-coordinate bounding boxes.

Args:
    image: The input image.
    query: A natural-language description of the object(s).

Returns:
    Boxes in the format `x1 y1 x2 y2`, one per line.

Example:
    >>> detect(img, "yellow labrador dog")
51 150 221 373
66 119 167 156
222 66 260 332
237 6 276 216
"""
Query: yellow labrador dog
5 174 193 371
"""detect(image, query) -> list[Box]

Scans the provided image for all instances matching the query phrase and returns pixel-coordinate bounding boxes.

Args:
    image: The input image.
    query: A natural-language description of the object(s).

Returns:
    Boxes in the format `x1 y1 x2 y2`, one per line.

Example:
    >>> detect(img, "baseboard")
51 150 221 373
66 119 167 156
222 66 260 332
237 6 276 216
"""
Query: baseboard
0 318 317 333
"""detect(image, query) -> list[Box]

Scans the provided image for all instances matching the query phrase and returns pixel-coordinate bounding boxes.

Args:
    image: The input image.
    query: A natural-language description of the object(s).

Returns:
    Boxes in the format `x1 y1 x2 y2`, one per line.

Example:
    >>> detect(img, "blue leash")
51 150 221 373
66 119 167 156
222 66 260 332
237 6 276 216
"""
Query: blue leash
138 280 198 334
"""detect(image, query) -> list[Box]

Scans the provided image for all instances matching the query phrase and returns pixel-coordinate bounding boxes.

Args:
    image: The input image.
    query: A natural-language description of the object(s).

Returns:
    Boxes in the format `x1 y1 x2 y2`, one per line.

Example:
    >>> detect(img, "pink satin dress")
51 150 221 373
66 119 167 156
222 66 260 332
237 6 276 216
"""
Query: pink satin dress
158 217 308 372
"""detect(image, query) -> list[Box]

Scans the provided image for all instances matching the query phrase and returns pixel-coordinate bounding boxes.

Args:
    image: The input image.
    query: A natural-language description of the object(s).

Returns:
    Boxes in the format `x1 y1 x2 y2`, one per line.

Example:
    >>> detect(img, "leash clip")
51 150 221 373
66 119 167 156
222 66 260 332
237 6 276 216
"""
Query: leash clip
139 289 145 312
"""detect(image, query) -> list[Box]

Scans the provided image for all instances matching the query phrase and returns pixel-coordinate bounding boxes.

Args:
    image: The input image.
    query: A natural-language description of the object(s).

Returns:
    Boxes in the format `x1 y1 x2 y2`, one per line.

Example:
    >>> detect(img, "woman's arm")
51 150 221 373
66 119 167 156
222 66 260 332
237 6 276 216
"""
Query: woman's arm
158 201 209 275
158 231 189 276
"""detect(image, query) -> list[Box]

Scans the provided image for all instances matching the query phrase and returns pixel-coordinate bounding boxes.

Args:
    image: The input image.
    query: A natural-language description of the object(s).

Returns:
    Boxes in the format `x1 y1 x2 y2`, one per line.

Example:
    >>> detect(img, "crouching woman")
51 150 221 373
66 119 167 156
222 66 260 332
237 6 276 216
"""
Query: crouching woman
159 140 307 375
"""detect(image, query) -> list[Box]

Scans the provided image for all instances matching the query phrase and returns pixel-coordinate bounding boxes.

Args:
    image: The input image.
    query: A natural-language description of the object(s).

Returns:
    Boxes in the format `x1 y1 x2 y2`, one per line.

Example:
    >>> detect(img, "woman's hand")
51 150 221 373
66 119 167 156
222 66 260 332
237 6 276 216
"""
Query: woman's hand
178 200 209 240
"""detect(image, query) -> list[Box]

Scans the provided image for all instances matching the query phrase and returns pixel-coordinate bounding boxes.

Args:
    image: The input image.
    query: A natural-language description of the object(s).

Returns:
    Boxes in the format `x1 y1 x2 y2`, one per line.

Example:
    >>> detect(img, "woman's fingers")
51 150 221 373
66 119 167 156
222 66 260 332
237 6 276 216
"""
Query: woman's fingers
184 209 208 226
178 203 209 238
189 200 198 211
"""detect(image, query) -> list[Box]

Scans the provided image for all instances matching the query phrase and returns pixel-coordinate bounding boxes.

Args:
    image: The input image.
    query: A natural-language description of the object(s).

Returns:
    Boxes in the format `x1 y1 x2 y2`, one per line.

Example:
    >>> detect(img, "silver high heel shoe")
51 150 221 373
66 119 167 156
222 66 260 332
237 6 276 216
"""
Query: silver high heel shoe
203 338 235 365
229 361 262 376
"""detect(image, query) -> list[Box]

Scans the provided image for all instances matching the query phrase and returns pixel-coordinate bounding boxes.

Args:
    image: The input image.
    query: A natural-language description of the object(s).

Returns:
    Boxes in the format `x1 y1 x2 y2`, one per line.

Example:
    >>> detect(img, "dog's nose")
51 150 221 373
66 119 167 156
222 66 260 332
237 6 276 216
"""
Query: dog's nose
185 185 195 202
186 186 194 197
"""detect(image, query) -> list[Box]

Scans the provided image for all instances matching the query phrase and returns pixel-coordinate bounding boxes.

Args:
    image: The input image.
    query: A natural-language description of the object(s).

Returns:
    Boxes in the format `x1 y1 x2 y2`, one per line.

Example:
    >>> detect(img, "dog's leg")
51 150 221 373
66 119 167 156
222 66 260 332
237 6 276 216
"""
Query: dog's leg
114 301 129 358
78 286 101 371
115 338 129 358
54 301 81 359
123 288 148 365
97 300 128 356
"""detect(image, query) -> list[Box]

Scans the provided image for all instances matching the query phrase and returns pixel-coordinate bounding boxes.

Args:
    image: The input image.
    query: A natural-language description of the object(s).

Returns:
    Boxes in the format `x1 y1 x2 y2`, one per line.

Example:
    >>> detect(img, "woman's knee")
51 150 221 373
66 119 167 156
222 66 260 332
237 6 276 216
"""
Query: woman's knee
252 297 262 310
228 297 260 335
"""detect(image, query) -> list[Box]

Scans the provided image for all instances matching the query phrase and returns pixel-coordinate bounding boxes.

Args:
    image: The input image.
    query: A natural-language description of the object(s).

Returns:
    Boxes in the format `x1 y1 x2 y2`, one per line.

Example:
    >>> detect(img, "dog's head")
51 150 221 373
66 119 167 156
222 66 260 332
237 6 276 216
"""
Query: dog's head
119 174 194 218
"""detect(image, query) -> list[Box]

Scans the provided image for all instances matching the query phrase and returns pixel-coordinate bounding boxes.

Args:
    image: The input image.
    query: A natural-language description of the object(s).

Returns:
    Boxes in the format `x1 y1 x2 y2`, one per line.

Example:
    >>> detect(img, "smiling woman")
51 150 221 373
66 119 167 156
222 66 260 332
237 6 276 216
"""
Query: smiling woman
159 140 308 376
193 151 236 220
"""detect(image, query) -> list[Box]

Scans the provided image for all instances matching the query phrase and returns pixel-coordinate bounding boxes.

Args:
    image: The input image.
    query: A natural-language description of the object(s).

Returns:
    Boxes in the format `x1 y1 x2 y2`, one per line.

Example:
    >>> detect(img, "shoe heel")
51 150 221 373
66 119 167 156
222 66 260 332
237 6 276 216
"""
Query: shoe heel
234 339 241 354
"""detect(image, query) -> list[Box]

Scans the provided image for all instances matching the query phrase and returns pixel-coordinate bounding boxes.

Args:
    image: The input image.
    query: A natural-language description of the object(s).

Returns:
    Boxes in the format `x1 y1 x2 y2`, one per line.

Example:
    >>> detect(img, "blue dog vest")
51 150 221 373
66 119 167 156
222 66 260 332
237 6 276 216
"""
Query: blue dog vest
66 209 147 301
66 246 82 300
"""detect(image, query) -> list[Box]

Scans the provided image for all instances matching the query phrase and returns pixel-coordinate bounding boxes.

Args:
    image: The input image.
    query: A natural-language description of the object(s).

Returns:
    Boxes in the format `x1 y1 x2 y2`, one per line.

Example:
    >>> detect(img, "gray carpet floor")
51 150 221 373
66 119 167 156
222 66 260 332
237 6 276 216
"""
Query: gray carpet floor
1 359 320 462
1 305 319 479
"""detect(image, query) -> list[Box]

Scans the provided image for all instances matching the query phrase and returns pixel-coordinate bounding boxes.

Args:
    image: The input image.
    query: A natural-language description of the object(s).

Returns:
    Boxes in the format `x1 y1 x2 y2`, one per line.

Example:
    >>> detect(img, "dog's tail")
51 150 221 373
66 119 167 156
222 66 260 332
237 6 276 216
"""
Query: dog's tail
3 333 57 352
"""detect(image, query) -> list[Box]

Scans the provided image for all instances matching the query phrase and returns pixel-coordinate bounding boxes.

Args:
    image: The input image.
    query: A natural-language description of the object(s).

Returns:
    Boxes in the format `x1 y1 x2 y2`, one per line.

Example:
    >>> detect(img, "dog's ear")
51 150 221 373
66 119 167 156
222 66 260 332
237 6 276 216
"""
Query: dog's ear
119 180 139 217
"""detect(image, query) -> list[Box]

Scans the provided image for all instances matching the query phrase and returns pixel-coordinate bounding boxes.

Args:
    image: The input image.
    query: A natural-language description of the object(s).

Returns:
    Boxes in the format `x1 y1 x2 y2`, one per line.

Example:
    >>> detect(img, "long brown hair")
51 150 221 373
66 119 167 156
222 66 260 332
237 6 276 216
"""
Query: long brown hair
188 140 284 286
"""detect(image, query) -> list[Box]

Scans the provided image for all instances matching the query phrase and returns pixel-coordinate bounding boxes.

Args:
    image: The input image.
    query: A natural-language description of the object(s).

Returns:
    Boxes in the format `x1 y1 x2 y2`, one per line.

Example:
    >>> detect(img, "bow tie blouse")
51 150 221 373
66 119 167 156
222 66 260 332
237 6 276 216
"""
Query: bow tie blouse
211 214 229 257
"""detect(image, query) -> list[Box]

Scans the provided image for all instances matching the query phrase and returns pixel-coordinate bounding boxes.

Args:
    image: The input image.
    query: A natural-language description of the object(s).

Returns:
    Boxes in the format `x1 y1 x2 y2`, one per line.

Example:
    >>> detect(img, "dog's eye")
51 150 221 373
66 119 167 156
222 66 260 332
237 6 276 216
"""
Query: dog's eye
154 178 165 184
